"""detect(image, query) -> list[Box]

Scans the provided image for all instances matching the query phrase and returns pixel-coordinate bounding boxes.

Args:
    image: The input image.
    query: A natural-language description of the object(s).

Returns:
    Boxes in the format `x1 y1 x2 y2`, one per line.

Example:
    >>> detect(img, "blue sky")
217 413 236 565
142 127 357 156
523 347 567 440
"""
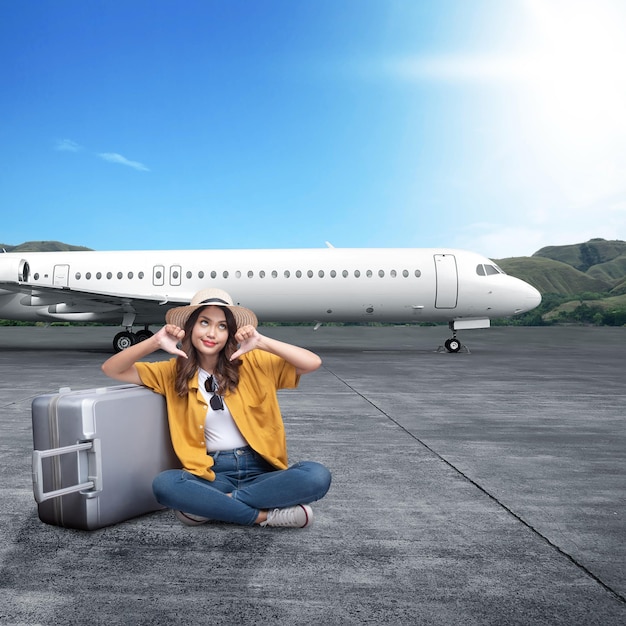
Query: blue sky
2 0 625 258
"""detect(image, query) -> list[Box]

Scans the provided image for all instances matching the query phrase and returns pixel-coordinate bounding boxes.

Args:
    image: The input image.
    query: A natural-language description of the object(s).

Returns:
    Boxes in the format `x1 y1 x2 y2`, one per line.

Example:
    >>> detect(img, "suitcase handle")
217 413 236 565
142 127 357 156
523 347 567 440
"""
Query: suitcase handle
32 439 103 503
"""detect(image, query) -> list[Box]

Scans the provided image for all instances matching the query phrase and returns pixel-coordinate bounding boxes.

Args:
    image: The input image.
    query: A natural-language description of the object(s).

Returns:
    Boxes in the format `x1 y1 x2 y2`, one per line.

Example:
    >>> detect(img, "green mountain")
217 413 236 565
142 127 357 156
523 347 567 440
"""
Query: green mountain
495 238 626 325
497 238 626 295
0 240 92 252
495 256 612 295
533 238 626 272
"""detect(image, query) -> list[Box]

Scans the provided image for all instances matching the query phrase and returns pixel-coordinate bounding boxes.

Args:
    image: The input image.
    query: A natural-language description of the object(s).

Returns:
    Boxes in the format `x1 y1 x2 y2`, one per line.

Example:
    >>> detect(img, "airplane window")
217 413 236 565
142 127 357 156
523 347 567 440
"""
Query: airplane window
366 270 372 277
235 271 241 278
155 271 162 280
378 270 384 277
493 263 505 274
402 270 409 277
96 272 102 280
139 272 144 279
260 271 266 278
296 270 302 278
330 270 336 278
318 270 324 278
128 272 133 279
223 271 229 278
248 271 254 278
272 270 278 278
485 264 499 275
354 270 360 278
476 265 486 276
342 270 348 278
210 271 217 279
307 270 313 278
186 271 192 279
415 270 421 278
75 273 81 280
106 272 112 279
391 270 397 277
117 272 123 279
284 270 290 278
198 271 204 279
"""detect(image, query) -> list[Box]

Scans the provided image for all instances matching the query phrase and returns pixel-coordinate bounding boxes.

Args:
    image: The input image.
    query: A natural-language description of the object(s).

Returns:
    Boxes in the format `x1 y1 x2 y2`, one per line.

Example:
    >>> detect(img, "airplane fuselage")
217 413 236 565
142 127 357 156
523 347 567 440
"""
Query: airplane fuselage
0 248 541 333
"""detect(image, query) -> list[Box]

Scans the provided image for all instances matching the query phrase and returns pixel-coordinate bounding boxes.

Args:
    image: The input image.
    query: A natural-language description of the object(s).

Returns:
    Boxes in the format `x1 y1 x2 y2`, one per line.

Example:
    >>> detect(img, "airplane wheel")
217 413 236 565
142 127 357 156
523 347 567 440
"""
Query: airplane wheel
135 329 153 342
445 338 461 353
113 331 137 353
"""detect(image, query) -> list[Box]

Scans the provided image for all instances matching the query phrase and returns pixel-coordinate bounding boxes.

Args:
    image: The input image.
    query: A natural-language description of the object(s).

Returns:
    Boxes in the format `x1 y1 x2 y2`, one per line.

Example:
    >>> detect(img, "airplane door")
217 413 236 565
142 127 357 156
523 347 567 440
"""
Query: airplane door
53 264 70 287
434 254 458 308
153 265 165 286
169 265 181 286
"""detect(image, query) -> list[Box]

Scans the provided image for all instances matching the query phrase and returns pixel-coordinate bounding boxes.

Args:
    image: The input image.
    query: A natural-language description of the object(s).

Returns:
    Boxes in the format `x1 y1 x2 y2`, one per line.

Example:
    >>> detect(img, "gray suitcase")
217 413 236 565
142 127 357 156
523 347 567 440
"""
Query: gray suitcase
31 384 180 530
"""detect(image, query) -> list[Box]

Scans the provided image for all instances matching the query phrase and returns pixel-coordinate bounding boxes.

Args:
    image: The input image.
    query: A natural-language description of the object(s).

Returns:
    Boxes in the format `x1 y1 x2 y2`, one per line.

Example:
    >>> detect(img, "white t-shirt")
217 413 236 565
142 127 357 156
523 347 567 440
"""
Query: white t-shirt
198 368 249 452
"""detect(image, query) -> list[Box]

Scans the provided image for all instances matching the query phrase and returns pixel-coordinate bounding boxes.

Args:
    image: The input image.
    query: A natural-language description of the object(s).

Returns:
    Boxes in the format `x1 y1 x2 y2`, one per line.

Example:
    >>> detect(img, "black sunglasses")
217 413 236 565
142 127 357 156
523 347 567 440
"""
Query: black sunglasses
205 375 224 411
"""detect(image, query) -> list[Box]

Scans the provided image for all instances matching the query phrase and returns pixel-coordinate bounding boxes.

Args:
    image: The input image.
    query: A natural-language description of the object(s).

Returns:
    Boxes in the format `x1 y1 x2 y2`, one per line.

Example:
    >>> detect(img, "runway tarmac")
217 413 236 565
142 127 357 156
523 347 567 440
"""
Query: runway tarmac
0 324 625 625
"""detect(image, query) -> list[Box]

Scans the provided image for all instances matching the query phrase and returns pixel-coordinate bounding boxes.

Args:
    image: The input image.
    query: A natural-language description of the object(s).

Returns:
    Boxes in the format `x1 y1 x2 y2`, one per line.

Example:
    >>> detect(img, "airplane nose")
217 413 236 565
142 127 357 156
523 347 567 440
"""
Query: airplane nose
518 283 542 313
528 284 542 308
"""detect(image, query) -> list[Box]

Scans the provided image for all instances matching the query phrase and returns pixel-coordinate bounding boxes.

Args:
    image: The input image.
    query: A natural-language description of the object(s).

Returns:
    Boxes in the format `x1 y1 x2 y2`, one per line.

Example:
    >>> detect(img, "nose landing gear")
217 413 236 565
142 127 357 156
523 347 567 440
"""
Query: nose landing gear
437 322 471 354
444 336 462 353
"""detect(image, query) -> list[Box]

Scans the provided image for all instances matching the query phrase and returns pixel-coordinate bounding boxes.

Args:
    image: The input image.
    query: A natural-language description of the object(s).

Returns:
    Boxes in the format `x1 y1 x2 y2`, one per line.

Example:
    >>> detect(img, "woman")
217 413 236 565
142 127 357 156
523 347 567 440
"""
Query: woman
102 288 331 528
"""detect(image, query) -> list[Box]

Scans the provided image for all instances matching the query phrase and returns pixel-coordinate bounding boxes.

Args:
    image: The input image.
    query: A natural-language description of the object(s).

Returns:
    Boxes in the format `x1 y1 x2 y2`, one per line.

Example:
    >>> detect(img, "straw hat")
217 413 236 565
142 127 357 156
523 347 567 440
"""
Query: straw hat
165 288 258 330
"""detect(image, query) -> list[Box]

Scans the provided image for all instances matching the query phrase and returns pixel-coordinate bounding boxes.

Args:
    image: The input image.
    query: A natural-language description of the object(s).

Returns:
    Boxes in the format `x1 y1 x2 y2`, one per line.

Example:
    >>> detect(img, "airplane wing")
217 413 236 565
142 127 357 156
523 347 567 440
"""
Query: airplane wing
0 283 190 325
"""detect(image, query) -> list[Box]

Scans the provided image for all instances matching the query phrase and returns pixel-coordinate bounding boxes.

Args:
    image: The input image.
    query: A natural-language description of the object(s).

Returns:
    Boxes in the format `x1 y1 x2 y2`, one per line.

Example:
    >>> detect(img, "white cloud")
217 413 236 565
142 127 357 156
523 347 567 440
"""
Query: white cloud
97 152 150 172
55 139 82 152
54 140 150 172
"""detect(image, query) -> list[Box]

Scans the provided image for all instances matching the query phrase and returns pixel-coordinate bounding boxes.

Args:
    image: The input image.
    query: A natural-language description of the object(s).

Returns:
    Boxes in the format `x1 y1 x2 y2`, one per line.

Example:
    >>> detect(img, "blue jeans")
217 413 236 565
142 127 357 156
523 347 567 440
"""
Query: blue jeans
152 446 332 526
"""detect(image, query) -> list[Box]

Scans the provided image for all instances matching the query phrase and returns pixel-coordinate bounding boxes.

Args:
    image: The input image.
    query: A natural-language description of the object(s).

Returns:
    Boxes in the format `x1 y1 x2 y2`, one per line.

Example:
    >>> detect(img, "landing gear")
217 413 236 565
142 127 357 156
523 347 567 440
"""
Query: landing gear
112 326 154 352
444 337 462 353
134 328 154 342
113 331 136 352
437 323 471 354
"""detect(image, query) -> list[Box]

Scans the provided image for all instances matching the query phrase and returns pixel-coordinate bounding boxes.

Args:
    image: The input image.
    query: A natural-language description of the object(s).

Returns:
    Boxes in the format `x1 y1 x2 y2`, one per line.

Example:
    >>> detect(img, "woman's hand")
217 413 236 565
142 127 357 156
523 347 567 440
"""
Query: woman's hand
102 323 187 383
230 325 260 360
154 324 188 359
229 325 322 375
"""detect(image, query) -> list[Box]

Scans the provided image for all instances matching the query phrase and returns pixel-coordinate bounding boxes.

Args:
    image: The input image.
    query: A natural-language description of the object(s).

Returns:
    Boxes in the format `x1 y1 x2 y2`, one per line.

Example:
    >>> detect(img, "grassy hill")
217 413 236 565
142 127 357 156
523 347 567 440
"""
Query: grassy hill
542 293 626 323
533 238 626 272
495 256 612 295
495 238 626 326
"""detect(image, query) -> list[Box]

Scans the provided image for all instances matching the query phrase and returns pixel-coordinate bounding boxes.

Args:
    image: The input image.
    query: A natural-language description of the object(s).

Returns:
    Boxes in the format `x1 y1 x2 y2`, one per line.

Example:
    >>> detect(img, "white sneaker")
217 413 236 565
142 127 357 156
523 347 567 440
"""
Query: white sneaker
175 510 210 526
261 504 313 528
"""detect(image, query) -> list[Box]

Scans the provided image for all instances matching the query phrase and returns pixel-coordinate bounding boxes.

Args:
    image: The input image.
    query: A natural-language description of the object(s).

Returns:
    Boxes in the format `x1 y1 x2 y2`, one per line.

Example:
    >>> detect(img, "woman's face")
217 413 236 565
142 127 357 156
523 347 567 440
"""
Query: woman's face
190 306 230 360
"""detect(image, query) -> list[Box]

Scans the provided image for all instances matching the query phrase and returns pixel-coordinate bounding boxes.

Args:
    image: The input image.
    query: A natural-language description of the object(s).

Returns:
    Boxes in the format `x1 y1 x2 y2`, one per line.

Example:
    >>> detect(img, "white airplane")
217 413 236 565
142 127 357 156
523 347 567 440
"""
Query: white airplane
0 245 541 352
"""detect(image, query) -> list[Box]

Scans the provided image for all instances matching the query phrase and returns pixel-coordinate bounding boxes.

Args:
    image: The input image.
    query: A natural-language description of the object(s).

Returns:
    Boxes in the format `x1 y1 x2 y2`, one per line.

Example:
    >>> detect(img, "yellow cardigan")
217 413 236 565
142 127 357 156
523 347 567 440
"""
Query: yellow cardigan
135 351 300 480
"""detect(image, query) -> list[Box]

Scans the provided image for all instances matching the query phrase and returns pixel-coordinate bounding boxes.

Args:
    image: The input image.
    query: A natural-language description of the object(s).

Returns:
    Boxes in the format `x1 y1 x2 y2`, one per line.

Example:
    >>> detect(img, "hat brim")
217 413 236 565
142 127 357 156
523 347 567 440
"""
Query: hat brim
165 303 258 330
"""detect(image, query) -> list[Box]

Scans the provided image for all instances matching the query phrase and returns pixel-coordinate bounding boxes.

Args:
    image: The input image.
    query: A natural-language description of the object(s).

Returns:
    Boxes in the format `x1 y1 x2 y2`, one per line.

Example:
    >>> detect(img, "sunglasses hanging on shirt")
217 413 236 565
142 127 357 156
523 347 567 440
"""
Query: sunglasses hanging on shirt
204 375 224 411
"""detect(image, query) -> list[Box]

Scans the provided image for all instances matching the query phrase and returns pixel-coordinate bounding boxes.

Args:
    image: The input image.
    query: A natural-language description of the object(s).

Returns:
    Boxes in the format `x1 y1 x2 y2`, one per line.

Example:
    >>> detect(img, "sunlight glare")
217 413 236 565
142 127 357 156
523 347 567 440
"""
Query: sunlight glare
522 0 626 140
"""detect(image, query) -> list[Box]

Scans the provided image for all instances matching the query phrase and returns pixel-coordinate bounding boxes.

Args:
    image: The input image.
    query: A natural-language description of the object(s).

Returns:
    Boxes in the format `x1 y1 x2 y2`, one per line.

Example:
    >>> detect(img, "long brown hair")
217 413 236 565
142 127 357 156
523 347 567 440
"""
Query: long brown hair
174 306 242 396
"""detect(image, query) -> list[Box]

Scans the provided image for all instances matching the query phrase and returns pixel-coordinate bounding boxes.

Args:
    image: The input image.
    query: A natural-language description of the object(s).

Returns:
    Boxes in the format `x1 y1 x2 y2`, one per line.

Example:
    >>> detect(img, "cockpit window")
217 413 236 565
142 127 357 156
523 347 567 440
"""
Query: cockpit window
476 264 505 276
